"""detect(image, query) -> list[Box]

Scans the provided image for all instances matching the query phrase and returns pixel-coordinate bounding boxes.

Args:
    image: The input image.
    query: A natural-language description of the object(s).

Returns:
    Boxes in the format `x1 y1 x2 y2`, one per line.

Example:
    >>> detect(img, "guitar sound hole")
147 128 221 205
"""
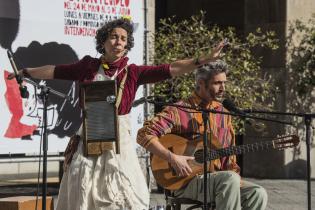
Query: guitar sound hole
194 149 204 164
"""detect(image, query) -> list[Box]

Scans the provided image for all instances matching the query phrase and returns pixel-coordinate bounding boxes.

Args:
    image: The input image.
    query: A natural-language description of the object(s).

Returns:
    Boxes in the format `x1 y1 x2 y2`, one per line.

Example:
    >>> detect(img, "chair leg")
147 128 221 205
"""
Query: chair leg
165 204 172 210
175 203 181 210
186 204 202 210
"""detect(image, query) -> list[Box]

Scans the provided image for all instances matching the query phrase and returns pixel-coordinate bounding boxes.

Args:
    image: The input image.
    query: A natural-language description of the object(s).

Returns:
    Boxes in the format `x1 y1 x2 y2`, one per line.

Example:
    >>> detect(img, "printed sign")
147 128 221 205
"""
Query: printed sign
0 0 144 154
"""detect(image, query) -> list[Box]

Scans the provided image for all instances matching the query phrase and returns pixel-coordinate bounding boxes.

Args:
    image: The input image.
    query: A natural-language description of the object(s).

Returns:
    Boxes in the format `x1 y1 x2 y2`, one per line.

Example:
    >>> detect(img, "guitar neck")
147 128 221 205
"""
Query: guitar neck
209 139 279 160
151 134 298 190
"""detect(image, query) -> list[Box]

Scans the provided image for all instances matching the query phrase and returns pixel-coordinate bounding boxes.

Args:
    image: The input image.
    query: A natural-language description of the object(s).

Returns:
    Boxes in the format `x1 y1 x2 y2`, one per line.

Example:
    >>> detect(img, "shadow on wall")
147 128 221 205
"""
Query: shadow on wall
284 159 308 179
14 41 81 138
0 0 82 139
0 0 20 50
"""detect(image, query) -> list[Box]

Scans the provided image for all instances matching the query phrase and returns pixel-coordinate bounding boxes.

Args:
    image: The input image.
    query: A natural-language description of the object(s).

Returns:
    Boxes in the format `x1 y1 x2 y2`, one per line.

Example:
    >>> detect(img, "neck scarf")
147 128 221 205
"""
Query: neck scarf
101 56 129 78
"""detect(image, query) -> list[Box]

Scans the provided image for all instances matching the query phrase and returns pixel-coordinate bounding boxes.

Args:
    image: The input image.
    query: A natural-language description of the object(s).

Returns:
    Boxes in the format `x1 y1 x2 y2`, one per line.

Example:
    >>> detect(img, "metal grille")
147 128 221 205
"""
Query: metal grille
85 101 115 141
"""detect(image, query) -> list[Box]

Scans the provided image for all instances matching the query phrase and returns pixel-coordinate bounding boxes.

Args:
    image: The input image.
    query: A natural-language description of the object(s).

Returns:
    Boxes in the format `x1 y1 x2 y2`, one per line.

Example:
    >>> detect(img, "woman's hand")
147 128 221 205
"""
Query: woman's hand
7 66 55 80
7 70 23 80
209 39 226 61
169 153 194 177
169 39 228 77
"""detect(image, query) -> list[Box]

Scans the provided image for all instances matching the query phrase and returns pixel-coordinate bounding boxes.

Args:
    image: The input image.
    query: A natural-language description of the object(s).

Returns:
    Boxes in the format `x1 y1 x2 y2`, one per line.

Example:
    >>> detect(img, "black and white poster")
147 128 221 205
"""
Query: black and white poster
0 0 144 154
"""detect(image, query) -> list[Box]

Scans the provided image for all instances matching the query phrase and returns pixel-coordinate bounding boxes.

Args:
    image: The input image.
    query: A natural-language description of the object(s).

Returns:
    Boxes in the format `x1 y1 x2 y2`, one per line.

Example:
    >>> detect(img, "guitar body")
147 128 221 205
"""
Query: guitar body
151 133 299 190
151 134 209 190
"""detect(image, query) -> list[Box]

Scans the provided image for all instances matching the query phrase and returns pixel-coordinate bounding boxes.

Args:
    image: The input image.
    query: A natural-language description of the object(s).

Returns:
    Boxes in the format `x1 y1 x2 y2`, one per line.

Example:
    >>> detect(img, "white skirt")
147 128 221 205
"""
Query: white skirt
56 114 150 210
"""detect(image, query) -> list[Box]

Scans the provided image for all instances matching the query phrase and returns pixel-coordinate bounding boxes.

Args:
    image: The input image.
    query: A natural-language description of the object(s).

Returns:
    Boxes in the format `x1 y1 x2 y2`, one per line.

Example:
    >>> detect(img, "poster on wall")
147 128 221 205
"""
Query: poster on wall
0 0 144 155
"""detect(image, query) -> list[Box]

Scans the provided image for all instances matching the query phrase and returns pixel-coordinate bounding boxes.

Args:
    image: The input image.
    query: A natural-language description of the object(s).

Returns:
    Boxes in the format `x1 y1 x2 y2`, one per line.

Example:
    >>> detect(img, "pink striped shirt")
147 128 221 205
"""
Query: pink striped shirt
137 92 240 173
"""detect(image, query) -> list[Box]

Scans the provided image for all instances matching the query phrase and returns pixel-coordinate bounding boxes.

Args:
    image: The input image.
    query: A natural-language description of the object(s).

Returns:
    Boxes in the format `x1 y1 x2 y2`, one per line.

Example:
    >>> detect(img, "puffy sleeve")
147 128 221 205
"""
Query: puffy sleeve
54 55 92 81
132 64 171 85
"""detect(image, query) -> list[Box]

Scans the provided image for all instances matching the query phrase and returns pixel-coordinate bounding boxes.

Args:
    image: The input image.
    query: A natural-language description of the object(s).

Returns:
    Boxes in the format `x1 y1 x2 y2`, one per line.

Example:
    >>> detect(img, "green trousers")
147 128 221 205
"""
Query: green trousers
174 171 268 210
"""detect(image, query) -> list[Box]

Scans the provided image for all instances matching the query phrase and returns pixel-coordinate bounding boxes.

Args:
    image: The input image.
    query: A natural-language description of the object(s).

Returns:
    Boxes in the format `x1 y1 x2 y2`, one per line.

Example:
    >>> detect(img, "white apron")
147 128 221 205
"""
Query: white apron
56 66 150 210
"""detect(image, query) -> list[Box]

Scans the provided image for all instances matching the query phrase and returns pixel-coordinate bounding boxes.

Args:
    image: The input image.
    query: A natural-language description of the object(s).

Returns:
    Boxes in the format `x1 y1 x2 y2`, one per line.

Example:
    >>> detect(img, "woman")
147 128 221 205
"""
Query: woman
8 18 225 210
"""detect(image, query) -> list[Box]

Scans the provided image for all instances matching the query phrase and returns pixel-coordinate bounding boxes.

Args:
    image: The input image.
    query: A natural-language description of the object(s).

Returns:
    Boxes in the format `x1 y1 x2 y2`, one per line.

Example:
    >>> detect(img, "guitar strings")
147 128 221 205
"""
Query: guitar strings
193 141 277 160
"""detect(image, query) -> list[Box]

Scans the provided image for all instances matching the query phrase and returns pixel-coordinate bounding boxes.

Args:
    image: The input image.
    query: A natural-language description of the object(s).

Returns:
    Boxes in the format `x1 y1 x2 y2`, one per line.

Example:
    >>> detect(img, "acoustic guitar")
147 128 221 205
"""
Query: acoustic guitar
151 134 299 190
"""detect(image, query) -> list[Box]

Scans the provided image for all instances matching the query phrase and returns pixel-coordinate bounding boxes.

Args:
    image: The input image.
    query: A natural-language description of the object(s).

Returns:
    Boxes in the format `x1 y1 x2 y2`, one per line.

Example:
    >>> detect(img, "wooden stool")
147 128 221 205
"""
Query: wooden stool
0 196 53 210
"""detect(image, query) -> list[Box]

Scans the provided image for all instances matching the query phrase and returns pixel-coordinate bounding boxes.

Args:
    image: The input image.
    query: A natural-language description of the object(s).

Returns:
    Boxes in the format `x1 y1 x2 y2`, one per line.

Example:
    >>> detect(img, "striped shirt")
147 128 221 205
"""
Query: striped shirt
137 92 240 173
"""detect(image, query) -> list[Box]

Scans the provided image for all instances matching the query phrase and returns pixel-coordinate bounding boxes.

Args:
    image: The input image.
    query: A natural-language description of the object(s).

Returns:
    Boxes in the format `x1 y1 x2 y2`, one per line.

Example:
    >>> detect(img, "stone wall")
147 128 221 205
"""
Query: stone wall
154 0 315 179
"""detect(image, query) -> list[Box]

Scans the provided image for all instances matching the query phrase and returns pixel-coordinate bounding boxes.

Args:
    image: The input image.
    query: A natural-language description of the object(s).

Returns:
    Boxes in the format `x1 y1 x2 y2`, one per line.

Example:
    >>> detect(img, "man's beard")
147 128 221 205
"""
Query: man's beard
214 92 224 102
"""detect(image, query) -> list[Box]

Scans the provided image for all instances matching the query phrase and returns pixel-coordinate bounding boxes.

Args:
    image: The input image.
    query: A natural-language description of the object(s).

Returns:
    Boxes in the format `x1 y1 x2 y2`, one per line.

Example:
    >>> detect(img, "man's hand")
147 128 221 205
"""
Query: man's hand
169 153 194 177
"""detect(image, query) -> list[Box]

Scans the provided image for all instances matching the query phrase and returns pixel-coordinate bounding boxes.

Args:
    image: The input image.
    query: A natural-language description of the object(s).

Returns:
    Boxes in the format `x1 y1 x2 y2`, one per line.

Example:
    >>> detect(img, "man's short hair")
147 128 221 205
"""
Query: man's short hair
195 60 229 89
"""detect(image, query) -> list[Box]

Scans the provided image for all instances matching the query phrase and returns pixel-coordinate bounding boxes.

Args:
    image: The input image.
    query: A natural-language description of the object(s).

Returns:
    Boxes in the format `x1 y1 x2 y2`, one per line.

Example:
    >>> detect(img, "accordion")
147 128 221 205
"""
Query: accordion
80 80 120 156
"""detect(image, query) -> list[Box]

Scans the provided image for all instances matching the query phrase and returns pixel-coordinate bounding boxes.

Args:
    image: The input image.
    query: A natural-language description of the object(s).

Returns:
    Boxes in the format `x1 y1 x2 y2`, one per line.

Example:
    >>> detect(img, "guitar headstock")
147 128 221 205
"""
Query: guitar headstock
274 134 300 150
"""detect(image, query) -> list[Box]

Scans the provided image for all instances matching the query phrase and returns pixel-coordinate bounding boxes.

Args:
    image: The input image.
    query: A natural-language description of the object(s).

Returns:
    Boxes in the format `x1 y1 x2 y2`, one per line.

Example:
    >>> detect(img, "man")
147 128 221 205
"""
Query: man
137 60 268 210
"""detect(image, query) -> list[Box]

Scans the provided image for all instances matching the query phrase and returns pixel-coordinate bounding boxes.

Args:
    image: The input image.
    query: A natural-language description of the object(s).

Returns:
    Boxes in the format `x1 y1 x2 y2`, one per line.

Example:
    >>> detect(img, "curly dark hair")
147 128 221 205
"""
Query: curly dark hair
95 18 134 55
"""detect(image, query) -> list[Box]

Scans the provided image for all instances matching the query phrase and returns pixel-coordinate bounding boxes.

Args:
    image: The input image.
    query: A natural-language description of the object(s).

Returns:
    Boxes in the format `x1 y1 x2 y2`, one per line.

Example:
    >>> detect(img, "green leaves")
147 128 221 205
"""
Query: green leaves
287 16 315 111
152 11 279 133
